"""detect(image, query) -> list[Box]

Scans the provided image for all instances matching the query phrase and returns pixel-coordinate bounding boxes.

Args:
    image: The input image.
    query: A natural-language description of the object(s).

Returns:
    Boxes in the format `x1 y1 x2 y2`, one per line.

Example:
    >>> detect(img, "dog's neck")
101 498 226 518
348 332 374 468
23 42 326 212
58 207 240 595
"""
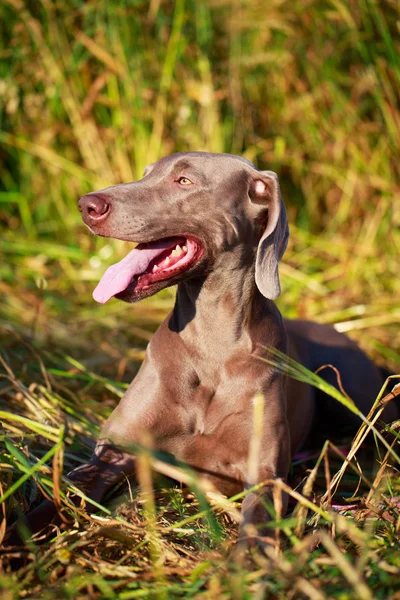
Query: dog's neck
169 246 272 354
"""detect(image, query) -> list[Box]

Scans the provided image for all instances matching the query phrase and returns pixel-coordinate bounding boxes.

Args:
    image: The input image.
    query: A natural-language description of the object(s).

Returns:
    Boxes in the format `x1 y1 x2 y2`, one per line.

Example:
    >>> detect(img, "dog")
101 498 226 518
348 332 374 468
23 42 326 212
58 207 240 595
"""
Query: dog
6 152 397 548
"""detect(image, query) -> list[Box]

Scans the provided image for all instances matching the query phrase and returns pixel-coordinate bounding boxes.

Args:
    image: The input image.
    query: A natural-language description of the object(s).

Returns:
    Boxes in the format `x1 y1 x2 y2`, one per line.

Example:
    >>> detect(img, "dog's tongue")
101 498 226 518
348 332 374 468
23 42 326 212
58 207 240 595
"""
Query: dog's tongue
93 239 175 304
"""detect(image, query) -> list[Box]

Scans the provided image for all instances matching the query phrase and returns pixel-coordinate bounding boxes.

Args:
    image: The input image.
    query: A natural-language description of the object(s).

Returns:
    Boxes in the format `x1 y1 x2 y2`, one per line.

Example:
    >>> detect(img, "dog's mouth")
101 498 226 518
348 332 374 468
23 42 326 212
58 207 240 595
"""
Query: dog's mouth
93 236 204 303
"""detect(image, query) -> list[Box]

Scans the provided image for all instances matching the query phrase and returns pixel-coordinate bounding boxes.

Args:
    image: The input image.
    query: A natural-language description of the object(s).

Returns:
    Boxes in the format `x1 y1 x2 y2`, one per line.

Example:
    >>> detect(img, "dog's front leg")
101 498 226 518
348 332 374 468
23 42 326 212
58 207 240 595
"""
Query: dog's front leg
239 481 288 544
68 441 135 508
237 414 290 552
5 442 135 546
5 352 165 547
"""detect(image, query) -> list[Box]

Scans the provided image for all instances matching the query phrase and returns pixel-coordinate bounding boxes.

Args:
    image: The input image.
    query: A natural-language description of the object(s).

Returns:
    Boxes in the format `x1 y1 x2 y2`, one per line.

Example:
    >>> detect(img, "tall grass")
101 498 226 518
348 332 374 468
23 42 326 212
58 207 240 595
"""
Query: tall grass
1 0 400 597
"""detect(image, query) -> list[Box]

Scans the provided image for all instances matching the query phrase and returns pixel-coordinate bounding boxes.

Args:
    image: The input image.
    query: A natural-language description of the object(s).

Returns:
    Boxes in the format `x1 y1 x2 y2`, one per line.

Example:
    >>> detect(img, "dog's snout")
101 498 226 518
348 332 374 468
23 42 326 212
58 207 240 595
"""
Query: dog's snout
79 194 111 223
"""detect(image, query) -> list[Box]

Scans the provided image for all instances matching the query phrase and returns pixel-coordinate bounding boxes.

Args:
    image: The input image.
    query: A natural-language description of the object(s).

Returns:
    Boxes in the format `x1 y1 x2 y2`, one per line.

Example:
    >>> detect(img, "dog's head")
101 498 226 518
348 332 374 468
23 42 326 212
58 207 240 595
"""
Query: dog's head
79 152 288 303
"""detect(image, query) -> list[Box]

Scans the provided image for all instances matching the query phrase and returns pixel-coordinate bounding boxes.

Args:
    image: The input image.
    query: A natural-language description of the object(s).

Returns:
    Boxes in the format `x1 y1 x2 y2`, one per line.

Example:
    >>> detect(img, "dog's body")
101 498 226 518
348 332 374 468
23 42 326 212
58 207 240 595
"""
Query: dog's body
7 152 398 546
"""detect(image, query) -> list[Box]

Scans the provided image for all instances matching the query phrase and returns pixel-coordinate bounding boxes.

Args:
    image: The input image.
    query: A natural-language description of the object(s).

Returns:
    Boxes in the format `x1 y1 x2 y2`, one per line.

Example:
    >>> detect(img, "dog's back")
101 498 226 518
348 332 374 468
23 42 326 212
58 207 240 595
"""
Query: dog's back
285 319 398 441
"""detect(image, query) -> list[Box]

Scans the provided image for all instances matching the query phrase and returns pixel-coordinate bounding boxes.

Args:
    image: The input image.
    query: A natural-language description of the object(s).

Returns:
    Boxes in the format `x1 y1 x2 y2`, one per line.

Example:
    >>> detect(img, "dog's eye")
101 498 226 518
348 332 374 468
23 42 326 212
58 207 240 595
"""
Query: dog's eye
177 177 193 185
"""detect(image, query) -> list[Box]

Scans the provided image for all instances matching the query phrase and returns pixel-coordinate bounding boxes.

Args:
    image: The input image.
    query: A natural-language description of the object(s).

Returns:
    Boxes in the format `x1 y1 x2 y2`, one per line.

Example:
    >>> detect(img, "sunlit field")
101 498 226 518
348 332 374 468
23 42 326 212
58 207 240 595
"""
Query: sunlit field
1 1 400 597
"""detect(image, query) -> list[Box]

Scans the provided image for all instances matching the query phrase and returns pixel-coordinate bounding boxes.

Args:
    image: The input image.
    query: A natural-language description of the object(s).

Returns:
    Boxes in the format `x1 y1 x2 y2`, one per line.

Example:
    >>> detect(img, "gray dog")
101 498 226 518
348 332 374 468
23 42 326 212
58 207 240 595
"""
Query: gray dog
7 152 397 549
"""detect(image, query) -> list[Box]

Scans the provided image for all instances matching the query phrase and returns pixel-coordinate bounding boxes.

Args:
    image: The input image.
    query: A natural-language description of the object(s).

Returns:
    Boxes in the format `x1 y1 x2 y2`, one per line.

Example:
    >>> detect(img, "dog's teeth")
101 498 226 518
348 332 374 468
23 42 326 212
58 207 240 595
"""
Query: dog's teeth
153 265 158 272
165 257 170 265
171 245 183 256
182 245 187 252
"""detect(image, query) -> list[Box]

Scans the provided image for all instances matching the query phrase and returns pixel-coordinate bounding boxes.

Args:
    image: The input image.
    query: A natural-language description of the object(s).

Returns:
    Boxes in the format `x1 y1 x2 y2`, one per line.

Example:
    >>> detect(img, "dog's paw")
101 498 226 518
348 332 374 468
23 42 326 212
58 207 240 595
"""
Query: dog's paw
230 530 277 563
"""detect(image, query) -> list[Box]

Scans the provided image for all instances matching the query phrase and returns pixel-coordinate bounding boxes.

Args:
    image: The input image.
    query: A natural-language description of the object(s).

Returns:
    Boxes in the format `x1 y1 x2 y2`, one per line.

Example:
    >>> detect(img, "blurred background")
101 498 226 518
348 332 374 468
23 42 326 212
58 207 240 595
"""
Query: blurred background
1 0 399 371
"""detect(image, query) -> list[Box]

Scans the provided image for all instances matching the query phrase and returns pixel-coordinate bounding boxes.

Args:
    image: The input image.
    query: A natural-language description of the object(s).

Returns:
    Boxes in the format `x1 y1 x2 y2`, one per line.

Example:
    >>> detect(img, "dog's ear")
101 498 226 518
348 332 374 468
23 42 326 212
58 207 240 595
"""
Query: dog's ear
143 163 154 177
248 170 289 300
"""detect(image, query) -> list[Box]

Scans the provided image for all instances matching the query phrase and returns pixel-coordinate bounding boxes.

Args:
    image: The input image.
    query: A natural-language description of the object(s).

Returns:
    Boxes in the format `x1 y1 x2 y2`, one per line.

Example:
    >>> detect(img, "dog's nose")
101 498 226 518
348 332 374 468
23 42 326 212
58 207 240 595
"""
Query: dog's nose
78 194 111 223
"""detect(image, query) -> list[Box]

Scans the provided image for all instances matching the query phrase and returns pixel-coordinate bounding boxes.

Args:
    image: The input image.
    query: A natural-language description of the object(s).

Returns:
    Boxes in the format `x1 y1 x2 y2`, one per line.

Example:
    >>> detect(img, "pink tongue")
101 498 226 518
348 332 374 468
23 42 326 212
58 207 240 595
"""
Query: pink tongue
93 239 176 304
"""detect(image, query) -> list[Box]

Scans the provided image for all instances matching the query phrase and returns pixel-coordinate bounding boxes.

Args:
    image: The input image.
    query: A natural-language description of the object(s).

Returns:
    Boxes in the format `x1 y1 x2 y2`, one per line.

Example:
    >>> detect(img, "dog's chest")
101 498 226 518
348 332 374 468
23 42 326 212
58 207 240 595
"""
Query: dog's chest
146 330 270 448
183 383 227 436
163 359 260 442
155 377 256 494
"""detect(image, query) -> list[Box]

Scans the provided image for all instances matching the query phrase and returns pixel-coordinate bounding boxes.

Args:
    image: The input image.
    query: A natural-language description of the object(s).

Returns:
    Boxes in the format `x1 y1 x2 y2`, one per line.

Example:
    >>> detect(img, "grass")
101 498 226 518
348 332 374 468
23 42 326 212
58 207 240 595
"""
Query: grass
1 0 400 597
